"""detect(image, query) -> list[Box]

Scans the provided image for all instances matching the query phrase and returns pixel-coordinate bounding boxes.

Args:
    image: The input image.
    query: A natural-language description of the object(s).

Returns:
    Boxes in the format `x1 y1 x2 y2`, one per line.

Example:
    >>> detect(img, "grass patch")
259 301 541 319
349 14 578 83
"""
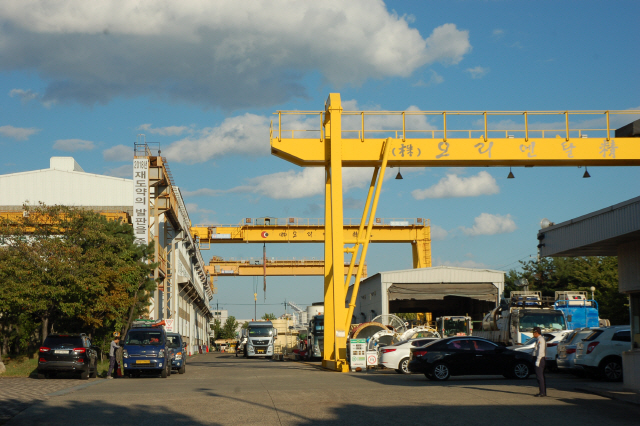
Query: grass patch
1 355 112 378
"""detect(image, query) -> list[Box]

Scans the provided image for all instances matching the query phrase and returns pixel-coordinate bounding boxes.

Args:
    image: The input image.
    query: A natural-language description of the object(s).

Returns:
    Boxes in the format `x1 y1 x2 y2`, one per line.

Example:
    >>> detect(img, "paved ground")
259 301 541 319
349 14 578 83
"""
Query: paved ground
4 353 640 425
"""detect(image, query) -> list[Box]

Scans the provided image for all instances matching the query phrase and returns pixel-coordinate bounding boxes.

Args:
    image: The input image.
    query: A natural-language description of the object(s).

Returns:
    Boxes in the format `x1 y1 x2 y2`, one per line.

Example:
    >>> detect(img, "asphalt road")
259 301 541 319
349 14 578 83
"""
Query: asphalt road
6 353 640 425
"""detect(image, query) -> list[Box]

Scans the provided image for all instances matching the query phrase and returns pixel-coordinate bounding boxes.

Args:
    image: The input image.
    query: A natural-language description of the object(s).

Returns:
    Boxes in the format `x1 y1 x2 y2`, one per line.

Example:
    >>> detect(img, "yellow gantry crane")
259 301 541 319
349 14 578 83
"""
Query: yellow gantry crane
270 93 640 372
191 217 431 268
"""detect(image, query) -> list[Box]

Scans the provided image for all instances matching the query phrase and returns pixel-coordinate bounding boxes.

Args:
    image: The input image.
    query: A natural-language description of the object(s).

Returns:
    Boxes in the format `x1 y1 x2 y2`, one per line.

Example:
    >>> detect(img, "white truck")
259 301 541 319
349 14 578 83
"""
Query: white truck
242 321 277 358
473 291 568 345
436 316 472 338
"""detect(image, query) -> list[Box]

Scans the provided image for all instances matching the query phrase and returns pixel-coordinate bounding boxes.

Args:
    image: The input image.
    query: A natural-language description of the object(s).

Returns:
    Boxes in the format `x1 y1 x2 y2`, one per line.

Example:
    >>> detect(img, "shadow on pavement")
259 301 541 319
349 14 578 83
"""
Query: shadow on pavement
5 399 216 426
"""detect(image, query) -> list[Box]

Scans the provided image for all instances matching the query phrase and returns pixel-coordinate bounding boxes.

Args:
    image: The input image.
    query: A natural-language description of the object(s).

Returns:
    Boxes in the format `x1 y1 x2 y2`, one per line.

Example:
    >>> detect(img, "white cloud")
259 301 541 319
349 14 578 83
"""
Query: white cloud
466 66 489 79
412 171 499 200
0 125 40 140
137 124 191 137
52 139 95 152
103 144 133 161
430 225 448 241
225 167 379 200
492 29 504 38
103 164 132 178
0 2 471 108
9 88 38 103
460 213 517 236
163 114 269 163
413 70 444 87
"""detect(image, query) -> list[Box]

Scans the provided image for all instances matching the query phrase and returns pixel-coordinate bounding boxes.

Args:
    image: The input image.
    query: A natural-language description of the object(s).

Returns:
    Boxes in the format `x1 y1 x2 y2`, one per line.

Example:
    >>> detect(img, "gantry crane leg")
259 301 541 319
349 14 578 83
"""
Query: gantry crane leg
321 93 392 372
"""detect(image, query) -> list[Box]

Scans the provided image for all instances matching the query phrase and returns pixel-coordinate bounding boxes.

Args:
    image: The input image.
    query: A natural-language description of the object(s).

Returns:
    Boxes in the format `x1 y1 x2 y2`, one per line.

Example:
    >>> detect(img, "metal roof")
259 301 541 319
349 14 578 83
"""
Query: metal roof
538 196 640 257
364 266 505 284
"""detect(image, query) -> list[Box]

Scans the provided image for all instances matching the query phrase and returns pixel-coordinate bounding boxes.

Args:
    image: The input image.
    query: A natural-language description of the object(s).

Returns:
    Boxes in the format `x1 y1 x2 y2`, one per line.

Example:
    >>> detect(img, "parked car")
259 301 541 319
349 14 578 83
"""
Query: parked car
379 338 439 374
507 331 570 371
166 332 186 374
575 325 631 381
38 334 98 380
122 324 171 378
408 336 534 381
556 328 593 373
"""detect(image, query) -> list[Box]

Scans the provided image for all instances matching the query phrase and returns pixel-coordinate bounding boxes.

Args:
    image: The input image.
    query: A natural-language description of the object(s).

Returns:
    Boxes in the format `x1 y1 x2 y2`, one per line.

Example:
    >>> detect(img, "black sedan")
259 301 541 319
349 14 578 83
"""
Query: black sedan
408 336 533 381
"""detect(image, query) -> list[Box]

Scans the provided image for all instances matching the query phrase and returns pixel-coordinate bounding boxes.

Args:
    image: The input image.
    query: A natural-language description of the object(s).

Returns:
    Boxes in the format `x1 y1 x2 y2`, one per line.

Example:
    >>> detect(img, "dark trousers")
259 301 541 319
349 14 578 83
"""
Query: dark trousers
107 355 117 377
535 358 546 395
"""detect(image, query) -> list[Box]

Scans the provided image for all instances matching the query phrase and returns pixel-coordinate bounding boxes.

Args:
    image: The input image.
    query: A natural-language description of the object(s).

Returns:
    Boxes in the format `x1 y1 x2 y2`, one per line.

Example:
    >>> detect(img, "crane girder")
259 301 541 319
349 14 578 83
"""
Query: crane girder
205 259 367 277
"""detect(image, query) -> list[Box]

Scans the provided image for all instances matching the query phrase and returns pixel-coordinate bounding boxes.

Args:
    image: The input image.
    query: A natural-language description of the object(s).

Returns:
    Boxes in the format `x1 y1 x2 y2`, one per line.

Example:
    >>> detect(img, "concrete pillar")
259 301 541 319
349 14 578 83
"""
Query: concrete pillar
618 240 640 391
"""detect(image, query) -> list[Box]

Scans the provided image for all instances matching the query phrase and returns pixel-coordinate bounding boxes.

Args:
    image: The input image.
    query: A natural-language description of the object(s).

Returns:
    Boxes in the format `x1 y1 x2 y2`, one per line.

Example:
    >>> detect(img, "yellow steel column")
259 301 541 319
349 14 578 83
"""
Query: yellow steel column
322 165 335 368
326 93 348 371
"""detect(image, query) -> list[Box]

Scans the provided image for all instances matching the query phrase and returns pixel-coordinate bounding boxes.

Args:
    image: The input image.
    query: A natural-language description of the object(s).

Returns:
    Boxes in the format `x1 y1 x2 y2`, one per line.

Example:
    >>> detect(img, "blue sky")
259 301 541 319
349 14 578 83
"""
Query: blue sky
1 1 639 319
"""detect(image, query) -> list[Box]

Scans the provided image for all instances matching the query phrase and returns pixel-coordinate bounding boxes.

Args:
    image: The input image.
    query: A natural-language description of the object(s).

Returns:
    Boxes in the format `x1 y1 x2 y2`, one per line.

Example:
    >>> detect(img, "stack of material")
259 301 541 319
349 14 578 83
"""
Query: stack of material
271 319 299 354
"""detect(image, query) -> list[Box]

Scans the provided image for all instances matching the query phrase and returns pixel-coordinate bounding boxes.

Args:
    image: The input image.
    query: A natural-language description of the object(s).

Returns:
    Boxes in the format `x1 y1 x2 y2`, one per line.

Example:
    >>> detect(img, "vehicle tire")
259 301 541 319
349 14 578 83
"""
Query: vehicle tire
80 370 89 380
37 373 46 380
398 357 411 374
178 364 185 374
161 367 168 378
511 361 531 380
600 357 623 382
431 363 450 381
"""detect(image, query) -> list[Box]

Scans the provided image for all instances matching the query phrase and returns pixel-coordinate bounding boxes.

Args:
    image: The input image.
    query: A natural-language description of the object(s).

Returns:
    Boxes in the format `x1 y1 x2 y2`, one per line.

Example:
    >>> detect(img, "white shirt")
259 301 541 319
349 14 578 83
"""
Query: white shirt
532 335 547 362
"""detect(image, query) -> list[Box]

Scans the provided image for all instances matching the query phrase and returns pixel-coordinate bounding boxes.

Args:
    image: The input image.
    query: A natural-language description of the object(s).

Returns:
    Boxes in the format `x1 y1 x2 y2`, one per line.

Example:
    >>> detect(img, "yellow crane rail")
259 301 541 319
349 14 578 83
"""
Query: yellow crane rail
206 257 367 277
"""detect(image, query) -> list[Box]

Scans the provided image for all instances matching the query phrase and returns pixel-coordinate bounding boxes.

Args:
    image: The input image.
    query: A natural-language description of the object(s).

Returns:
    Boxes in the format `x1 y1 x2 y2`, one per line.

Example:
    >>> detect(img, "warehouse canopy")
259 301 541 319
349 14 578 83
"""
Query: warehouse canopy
388 282 498 303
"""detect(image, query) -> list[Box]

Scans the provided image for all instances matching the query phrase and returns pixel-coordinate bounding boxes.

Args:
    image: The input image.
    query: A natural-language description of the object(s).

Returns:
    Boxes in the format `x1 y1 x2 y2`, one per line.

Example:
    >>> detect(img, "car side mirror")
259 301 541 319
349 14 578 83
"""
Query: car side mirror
274 329 278 337
567 315 572 322
182 342 187 348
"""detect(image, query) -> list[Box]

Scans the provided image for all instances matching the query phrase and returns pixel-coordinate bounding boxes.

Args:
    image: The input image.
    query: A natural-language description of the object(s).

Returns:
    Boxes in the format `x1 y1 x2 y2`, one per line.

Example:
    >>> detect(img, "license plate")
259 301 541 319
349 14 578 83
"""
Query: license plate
54 350 70 354
136 360 151 364
257 349 265 354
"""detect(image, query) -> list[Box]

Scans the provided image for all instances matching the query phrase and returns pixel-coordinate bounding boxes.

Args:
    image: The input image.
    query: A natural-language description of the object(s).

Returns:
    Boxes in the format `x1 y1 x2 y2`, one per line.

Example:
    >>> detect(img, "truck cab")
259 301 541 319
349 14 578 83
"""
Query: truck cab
243 321 277 358
554 291 600 329
122 320 171 378
436 316 472 338
306 315 324 360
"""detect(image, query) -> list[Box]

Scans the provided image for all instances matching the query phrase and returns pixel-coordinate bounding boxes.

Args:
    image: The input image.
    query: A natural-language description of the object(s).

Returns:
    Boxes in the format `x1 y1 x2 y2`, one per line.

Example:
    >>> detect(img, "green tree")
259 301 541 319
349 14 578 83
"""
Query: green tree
211 318 223 339
222 316 240 339
261 313 276 320
0 204 156 355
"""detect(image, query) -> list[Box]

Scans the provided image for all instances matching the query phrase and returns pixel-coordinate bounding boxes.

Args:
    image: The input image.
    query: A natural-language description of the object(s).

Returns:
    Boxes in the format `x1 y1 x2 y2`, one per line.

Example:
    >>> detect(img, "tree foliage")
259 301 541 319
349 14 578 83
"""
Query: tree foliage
0 204 156 356
261 313 276 321
506 257 628 325
222 316 240 339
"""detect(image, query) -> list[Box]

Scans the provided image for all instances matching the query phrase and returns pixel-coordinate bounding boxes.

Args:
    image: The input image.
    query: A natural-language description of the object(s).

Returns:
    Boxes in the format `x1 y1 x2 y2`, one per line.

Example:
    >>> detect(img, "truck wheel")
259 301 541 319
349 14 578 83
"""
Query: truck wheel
600 357 623 382
80 370 89 380
179 364 185 374
161 367 168 378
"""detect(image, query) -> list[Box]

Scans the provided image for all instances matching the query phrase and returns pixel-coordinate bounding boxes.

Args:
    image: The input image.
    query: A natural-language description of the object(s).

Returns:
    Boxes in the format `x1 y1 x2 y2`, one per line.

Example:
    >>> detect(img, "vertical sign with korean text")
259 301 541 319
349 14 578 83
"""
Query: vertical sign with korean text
133 159 149 246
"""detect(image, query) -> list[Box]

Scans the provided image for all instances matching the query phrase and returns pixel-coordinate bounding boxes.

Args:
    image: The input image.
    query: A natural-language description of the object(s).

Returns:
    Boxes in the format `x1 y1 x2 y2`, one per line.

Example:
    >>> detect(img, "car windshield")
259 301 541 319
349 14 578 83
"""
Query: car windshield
166 335 181 349
43 336 83 347
125 330 164 345
249 327 273 337
519 312 566 332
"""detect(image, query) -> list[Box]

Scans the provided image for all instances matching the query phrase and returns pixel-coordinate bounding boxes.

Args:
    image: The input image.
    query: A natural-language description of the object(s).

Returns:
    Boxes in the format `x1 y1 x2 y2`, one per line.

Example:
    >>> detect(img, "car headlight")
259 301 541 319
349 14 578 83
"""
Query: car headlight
175 352 182 360
123 349 129 358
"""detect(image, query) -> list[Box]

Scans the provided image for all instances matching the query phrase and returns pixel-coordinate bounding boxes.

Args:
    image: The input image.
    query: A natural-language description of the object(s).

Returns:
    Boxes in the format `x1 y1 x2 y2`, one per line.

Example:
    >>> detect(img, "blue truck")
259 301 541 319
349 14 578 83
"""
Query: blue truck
553 291 600 329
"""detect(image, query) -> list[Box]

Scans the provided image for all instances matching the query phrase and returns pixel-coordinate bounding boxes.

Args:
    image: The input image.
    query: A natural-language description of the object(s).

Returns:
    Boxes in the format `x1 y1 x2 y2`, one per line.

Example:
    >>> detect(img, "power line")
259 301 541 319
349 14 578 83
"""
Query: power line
492 253 534 271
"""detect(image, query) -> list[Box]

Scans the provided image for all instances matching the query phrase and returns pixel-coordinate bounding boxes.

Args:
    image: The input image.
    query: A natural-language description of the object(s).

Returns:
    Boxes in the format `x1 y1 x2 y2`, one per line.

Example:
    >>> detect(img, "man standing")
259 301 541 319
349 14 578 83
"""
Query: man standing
107 332 120 379
532 326 547 397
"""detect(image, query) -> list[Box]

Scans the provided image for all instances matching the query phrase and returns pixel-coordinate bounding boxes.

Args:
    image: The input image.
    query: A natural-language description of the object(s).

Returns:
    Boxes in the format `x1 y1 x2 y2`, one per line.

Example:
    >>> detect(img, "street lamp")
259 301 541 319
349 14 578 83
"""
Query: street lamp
590 286 596 301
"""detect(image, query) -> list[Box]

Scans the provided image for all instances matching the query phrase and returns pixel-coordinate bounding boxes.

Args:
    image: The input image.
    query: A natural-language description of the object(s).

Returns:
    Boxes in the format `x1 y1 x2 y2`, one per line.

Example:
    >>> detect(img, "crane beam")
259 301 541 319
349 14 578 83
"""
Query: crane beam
191 221 431 268
205 259 366 277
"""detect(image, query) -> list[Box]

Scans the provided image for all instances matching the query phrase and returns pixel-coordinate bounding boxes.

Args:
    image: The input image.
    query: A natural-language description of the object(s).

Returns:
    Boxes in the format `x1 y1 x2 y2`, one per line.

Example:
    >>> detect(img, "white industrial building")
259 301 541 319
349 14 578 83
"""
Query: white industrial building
538 196 640 392
0 156 214 354
346 266 505 324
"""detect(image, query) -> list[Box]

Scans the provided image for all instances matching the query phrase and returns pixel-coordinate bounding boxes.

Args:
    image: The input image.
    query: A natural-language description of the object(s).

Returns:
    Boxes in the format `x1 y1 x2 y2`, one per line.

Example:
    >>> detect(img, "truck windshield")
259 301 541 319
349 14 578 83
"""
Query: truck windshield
519 312 566 332
166 335 181 349
441 319 470 337
314 321 324 334
249 327 273 337
125 330 164 345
